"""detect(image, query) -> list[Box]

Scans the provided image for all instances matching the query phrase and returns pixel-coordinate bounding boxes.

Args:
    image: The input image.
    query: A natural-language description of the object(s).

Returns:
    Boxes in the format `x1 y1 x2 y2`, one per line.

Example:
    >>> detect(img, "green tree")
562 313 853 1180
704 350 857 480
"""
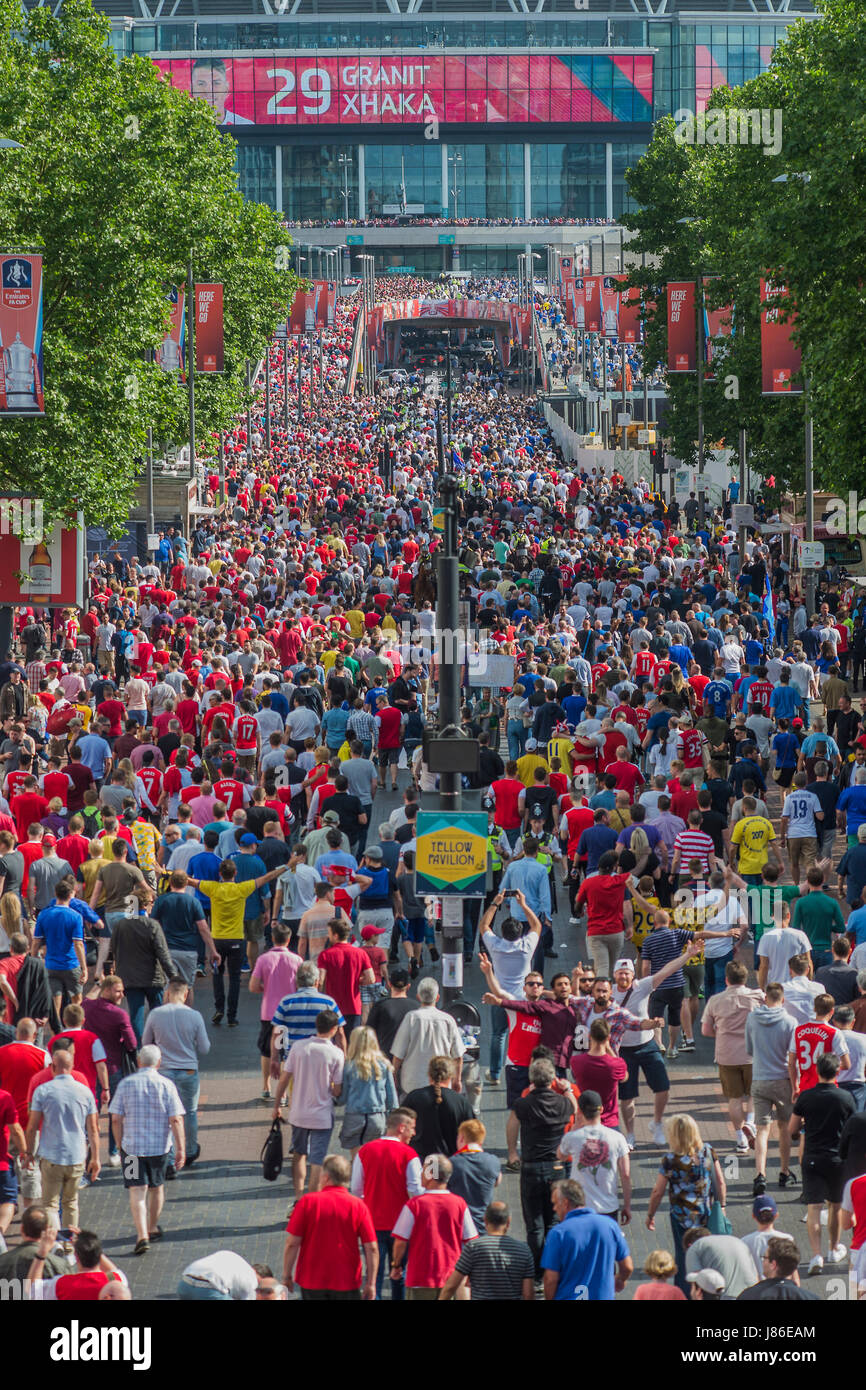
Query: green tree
624 0 866 494
0 0 295 529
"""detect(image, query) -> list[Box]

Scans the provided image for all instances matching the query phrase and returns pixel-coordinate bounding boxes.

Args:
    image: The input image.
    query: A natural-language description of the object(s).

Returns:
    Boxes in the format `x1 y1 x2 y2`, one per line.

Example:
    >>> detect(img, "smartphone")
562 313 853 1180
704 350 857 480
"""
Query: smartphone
56 1228 74 1242
503 889 517 897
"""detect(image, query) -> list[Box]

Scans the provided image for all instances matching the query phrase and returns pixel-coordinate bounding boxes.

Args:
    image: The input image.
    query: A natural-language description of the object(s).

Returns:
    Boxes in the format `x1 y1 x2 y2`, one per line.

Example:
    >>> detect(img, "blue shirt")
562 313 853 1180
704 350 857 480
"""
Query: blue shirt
320 708 350 749
577 825 619 873
500 857 551 923
838 785 866 835
668 643 692 673
228 851 270 918
770 685 801 720
75 733 112 777
33 904 84 971
541 1207 630 1301
562 695 586 726
704 680 733 717
271 986 345 1052
30 1075 96 1166
846 905 866 945
187 849 222 910
772 732 800 769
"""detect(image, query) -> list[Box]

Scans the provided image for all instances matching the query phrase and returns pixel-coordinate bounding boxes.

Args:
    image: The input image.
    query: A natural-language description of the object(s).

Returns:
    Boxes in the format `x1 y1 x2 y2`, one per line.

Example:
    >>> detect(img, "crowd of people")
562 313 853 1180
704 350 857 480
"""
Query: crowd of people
0 268 864 1305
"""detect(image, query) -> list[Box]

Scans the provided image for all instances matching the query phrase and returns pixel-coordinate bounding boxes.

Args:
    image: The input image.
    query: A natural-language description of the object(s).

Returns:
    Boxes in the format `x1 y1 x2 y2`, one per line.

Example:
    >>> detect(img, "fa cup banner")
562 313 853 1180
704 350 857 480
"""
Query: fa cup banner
195 283 224 373
0 255 45 416
667 281 696 373
760 276 802 395
158 286 186 375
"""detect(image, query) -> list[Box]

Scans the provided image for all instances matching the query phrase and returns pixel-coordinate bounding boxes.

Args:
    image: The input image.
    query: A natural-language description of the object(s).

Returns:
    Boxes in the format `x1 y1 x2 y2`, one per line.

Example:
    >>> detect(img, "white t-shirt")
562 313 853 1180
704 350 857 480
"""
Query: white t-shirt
782 977 825 1025
838 1029 866 1084
559 1123 630 1214
741 1227 794 1281
179 1251 257 1299
757 927 813 985
614 974 657 1049
481 930 536 999
782 789 822 839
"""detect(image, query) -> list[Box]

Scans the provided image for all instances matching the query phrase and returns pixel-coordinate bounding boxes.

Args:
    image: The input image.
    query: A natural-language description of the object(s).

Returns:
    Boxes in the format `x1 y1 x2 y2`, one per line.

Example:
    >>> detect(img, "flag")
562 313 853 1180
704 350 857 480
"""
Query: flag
763 572 775 644
451 443 463 470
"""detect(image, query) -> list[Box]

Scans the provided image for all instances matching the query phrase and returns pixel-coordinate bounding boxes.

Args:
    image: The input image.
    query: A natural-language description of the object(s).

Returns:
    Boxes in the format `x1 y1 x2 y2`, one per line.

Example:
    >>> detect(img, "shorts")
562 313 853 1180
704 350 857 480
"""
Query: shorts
257 1020 274 1059
48 967 82 997
506 1064 530 1109
802 1154 845 1206
649 985 684 1028
0 1166 18 1204
290 1125 333 1166
682 964 705 999
361 983 386 1006
378 747 400 767
339 1111 386 1149
126 710 147 727
718 1063 753 1100
400 917 426 944
751 1078 793 1127
121 1152 169 1189
170 950 199 987
244 915 265 944
620 1040 669 1100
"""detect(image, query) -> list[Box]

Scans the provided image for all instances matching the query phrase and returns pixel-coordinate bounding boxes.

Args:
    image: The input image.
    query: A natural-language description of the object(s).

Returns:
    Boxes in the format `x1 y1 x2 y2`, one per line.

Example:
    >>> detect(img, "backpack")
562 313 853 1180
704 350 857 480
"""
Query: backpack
261 1117 284 1182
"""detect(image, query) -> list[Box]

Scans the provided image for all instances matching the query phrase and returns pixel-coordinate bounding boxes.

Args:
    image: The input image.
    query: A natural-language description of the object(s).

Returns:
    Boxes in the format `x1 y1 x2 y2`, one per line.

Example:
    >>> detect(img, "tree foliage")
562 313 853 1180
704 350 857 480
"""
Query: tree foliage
624 0 866 495
0 0 295 529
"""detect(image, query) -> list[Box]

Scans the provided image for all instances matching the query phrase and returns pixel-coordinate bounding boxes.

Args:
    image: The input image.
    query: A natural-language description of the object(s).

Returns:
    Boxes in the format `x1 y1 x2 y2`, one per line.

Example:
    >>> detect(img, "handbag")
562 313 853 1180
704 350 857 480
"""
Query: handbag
703 1143 732 1235
261 1117 284 1182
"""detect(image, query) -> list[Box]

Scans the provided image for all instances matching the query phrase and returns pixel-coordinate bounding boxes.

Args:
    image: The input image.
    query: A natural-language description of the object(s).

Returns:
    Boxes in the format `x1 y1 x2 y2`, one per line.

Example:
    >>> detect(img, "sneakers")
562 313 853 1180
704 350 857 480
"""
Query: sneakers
807 1255 824 1275
212 1011 223 1026
742 1121 756 1150
228 1019 239 1028
679 1039 695 1053
779 1170 795 1188
260 1089 271 1102
666 1046 678 1060
735 1129 749 1155
485 1071 500 1086
569 915 581 926
429 946 440 962
108 1153 121 1168
828 1244 848 1264
651 1122 667 1146
753 1174 767 1197
625 1132 636 1152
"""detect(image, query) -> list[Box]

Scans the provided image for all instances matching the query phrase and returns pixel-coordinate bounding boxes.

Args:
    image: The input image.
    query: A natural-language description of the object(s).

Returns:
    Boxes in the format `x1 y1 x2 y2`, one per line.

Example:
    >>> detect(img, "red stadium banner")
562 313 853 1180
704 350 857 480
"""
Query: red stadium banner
157 286 186 375
289 289 318 335
760 276 802 395
581 277 601 334
617 279 642 344
667 281 696 373
599 275 621 339
195 283 224 373
314 280 338 327
0 255 45 416
154 54 654 128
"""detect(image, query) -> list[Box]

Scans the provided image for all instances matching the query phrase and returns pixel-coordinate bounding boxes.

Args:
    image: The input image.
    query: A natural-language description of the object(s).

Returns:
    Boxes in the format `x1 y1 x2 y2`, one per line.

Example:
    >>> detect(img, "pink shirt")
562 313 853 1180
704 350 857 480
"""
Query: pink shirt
250 945 303 1022
190 794 218 828
701 985 764 1065
284 1035 344 1129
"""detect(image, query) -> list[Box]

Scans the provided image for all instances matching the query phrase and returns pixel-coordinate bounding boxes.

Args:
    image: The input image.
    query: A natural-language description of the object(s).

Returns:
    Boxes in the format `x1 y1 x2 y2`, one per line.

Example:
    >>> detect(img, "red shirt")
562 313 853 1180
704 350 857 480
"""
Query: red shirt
689 673 709 703
26 1064 89 1106
50 1029 103 1094
793 1021 840 1092
10 792 49 842
570 1053 628 1127
393 1190 475 1289
213 779 246 816
491 777 524 831
318 941 369 1016
0 954 26 1023
0 1041 50 1123
747 679 774 714
287 1186 376 1291
604 761 644 801
0 1087 16 1169
670 787 699 822
234 713 259 751
677 729 706 770
576 871 631 937
356 1136 421 1230
137 767 164 809
375 707 403 749
504 1006 543 1066
562 804 594 857
19 841 43 891
176 699 200 735
55 833 90 875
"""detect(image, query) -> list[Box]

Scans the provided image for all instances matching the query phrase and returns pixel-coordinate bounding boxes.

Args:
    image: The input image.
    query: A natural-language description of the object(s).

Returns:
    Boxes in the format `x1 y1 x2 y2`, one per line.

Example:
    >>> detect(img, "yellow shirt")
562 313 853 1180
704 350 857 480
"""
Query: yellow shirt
129 819 160 874
515 753 549 788
346 610 366 639
198 879 256 939
730 815 776 875
548 736 575 776
321 649 339 675
631 895 660 951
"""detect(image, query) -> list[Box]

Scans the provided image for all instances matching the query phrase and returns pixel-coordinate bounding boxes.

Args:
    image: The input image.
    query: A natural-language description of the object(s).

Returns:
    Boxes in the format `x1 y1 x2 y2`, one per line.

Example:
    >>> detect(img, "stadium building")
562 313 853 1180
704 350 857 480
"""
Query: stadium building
99 0 814 275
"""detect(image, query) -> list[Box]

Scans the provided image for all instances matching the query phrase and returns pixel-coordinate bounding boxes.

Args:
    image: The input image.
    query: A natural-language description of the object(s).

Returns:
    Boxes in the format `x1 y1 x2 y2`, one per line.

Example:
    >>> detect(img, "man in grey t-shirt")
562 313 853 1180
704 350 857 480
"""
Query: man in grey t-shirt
28 840 74 913
340 747 378 852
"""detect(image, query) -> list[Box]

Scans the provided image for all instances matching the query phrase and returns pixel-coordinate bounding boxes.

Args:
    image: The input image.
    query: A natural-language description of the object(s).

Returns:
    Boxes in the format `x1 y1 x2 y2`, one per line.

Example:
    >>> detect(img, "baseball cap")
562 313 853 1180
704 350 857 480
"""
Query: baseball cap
613 958 634 974
361 924 386 940
525 737 538 751
322 810 340 825
753 1194 778 1218
42 833 57 847
686 1270 726 1294
577 1090 603 1116
239 833 258 846
365 846 383 861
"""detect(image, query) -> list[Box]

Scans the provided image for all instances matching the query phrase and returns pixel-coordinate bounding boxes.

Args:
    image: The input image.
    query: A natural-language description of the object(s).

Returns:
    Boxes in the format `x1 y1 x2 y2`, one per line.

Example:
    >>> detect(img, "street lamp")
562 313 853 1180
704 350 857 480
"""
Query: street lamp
448 152 462 222
338 152 353 222
0 139 24 150
676 216 707 519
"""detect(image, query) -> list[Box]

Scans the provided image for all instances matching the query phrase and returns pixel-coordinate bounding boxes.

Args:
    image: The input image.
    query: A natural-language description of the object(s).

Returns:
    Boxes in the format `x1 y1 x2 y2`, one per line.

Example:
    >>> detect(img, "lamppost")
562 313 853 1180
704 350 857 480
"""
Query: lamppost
338 152 353 223
448 151 462 223
772 170 815 616
358 254 376 393
677 216 707 523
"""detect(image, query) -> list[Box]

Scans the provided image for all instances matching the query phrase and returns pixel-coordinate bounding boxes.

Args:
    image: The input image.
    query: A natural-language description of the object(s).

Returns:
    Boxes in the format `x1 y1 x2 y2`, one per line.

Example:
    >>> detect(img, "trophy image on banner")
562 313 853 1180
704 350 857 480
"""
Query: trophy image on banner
157 286 186 374
601 276 620 338
0 256 45 415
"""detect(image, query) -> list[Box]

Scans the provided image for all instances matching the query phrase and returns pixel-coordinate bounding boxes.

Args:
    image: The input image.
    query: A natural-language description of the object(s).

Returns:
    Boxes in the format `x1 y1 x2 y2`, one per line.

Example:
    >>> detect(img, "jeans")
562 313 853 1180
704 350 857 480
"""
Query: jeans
488 1004 509 1080
177 1278 232 1300
704 953 732 998
376 1230 404 1301
214 941 244 1022
126 986 163 1045
520 1161 558 1278
670 1214 691 1296
811 949 832 972
840 1081 866 1112
507 721 527 761
106 1068 123 1157
463 899 481 958
163 1068 200 1155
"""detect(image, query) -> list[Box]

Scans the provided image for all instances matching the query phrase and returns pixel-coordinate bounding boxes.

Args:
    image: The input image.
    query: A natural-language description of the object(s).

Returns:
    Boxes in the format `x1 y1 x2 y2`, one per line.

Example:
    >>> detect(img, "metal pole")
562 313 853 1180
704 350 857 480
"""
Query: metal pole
187 259 196 479
296 336 302 423
245 359 252 465
697 273 706 525
283 346 289 432
265 349 272 453
738 425 748 564
621 342 627 448
435 409 462 996
445 328 452 444
308 333 315 409
146 425 154 537
804 376 815 615
218 434 225 505
642 250 649 428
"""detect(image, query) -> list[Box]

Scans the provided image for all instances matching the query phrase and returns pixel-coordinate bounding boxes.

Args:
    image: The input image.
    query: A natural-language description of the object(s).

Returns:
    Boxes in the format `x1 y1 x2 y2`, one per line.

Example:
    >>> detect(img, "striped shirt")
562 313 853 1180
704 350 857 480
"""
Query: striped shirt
673 829 715 875
271 987 345 1055
347 709 377 746
25 660 46 693
639 927 694 988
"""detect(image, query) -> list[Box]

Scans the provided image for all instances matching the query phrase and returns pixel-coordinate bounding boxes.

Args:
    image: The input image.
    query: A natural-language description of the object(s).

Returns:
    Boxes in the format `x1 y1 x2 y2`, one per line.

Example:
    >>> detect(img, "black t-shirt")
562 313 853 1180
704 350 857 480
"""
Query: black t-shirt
151 891 204 952
737 1279 818 1302
511 1087 572 1162
526 785 558 833
395 821 416 846
839 1111 866 1184
245 806 280 840
793 1083 856 1158
255 838 291 873
705 777 734 820
326 792 365 840
700 809 726 856
806 780 840 822
403 1083 476 1159
814 964 859 1006
367 995 420 1059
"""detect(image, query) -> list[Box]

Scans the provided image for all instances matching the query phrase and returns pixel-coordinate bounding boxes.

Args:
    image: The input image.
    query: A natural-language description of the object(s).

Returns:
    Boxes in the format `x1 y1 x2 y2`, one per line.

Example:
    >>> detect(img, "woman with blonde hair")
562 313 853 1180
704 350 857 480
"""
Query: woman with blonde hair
117 758 137 791
339 1026 398 1158
0 892 25 947
645 1112 726 1294
633 1249 686 1301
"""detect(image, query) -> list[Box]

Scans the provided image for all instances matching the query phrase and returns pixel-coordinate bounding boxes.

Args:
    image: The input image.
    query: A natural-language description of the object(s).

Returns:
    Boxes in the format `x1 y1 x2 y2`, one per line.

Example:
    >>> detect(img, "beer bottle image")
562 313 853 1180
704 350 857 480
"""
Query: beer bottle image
27 538 53 595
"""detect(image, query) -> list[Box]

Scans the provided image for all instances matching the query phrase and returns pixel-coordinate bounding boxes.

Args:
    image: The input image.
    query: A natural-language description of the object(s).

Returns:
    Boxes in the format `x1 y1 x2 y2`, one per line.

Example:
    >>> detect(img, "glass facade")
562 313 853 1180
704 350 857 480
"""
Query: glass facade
236 143 276 206
449 143 524 221
281 143 357 221
611 142 646 220
363 144 442 217
530 142 607 220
